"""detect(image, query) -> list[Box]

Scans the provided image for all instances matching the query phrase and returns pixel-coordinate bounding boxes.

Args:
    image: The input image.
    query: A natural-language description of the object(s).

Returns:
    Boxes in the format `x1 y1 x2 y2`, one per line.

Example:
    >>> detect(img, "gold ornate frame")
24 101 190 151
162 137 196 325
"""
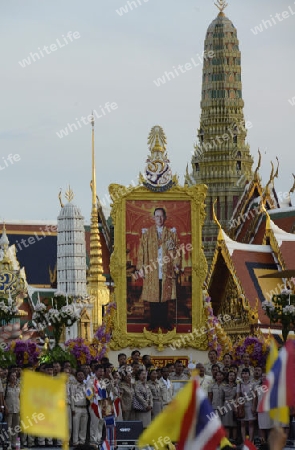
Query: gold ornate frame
109 181 208 351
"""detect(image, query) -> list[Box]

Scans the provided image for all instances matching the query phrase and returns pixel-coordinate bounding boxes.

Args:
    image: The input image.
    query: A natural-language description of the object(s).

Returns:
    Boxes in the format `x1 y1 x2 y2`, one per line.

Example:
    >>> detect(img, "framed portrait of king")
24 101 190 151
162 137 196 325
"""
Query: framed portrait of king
126 199 193 333
109 181 208 351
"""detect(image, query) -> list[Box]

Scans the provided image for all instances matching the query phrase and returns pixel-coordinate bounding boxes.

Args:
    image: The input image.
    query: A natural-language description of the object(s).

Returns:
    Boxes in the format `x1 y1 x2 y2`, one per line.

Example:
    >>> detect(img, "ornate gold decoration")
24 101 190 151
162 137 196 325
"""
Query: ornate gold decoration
207 227 255 339
79 308 92 340
58 189 64 208
214 0 228 13
289 173 295 195
109 181 208 351
273 156 279 180
147 125 167 152
65 185 74 203
49 264 57 285
0 226 26 300
87 115 110 331
248 298 259 324
253 149 261 181
144 125 173 192
261 161 278 209
212 199 222 230
262 204 286 270
0 271 26 298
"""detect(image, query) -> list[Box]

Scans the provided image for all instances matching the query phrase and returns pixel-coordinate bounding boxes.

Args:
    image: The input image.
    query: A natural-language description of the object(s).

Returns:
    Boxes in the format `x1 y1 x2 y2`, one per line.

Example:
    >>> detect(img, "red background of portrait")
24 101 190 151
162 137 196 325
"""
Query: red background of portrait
126 200 192 333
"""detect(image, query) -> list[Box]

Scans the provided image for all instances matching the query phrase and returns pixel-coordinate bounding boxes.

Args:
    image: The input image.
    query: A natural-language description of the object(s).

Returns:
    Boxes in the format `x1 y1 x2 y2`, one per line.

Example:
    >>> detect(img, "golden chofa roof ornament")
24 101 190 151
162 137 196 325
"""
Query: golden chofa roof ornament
143 125 173 192
214 0 228 15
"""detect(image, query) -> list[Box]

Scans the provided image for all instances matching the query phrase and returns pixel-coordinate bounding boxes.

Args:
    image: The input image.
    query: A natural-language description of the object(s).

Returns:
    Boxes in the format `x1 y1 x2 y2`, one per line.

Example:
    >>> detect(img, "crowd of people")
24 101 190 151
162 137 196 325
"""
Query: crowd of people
199 349 294 448
0 348 292 450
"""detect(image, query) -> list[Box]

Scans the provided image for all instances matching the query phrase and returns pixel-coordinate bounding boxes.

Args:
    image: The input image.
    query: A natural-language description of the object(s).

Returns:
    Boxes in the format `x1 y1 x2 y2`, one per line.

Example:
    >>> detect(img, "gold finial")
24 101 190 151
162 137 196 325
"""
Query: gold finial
147 125 167 152
214 0 228 14
91 110 94 128
65 185 74 203
269 161 275 183
212 199 222 230
152 135 164 153
289 173 295 195
262 160 275 202
273 156 279 180
58 189 64 208
253 149 261 181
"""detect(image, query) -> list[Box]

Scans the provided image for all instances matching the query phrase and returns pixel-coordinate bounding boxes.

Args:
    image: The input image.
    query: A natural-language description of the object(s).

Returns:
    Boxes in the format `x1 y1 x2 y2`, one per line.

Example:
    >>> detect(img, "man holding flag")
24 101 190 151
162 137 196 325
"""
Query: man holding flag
86 364 109 447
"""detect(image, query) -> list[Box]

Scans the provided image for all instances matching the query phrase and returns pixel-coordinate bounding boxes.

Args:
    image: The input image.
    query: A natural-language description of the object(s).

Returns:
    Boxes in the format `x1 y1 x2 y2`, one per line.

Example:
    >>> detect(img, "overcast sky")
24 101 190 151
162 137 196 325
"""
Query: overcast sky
1 0 295 223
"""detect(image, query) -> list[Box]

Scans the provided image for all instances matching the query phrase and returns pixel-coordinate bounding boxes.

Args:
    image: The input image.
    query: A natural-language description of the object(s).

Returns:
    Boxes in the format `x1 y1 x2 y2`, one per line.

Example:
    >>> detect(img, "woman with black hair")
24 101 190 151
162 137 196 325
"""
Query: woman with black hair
236 368 256 443
147 369 163 419
221 370 238 443
119 367 134 421
4 371 20 450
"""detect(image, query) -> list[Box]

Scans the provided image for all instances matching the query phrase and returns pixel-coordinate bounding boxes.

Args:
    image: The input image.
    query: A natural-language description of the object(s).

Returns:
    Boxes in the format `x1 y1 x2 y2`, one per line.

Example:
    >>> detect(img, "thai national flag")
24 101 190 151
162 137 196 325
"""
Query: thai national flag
102 439 111 450
91 397 102 419
243 439 257 450
178 379 225 450
258 340 295 414
114 397 122 418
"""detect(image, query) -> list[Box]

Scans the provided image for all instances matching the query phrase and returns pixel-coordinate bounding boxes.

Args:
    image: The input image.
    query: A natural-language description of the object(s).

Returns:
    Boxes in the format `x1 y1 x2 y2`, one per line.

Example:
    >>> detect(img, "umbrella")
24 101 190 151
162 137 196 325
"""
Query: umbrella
259 270 295 279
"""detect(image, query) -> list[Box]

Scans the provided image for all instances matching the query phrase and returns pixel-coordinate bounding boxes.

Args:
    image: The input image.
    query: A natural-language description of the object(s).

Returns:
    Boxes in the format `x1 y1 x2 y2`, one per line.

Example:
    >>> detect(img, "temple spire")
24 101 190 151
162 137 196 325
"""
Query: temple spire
87 114 109 331
187 4 253 265
91 113 97 209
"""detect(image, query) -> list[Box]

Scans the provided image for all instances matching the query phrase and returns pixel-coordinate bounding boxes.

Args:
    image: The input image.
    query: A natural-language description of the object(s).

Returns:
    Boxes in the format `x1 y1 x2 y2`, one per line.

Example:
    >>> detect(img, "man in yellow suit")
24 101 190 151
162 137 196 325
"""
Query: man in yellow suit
137 207 180 331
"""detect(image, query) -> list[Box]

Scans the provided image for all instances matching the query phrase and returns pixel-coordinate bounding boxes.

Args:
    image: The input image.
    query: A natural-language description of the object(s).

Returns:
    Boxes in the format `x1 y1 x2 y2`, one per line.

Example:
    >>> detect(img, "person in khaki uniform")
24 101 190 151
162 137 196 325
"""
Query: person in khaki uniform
86 365 107 447
147 369 163 419
119 368 134 420
71 370 88 446
159 367 174 407
4 371 20 450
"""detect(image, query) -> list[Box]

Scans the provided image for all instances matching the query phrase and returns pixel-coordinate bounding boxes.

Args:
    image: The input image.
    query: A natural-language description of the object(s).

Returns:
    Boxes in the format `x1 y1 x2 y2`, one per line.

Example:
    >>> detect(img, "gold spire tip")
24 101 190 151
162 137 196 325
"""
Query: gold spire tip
91 111 94 128
214 0 228 13
65 185 74 203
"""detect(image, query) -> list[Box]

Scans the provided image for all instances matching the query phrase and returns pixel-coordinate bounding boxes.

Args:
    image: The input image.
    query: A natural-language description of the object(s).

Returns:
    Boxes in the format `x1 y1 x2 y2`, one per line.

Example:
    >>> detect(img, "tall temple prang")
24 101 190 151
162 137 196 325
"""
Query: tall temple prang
186 0 254 265
57 187 88 339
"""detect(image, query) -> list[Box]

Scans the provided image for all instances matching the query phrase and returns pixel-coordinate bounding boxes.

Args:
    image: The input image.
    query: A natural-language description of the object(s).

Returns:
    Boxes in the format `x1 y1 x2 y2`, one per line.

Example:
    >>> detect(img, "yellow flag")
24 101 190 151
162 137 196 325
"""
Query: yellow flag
266 338 289 424
138 380 193 448
220 437 234 448
20 370 68 440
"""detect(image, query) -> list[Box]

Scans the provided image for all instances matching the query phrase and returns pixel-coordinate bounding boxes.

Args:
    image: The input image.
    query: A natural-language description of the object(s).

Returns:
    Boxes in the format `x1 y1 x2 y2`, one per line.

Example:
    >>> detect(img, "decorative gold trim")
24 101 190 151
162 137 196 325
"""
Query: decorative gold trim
207 230 247 305
109 182 208 351
262 210 286 270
